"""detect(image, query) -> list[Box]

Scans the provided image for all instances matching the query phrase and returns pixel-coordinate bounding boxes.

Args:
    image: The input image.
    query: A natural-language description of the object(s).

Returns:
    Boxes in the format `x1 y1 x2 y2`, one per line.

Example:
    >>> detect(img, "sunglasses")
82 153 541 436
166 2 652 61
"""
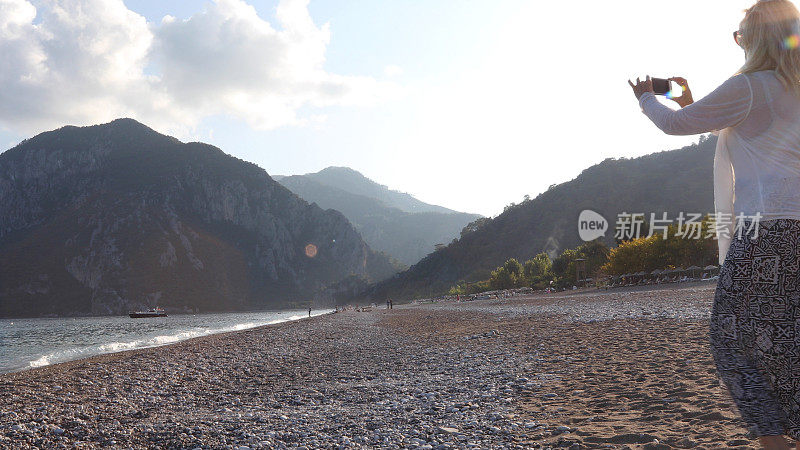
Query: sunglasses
733 29 744 45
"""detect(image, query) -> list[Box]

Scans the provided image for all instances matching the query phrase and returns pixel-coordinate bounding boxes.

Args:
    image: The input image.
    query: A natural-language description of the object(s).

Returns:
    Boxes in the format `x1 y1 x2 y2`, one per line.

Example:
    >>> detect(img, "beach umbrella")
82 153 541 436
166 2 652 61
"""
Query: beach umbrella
685 265 701 277
704 265 718 270
664 269 679 280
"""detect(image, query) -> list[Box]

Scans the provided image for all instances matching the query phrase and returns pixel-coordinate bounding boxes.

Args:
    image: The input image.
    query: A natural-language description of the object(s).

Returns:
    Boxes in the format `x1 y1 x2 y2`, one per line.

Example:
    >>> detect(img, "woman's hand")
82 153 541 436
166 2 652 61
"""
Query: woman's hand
667 76 694 108
628 75 654 100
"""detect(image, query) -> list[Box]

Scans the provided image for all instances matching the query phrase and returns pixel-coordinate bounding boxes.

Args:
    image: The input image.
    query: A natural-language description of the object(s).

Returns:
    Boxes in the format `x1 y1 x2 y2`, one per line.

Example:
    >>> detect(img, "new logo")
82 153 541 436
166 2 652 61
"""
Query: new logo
578 209 608 241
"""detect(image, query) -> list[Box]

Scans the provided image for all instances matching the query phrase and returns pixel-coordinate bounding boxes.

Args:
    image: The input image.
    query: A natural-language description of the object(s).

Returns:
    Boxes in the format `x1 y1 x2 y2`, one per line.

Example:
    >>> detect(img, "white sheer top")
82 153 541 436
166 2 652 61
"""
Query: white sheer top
638 70 800 265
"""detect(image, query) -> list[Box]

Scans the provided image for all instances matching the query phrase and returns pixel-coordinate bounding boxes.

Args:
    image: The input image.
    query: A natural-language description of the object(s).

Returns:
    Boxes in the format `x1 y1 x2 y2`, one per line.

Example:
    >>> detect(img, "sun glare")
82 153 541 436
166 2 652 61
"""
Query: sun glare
783 33 800 50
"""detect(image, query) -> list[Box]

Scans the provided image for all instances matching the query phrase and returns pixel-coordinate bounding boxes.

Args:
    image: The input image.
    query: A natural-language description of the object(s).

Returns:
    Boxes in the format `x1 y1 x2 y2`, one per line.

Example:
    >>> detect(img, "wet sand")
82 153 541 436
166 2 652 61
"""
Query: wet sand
0 282 763 449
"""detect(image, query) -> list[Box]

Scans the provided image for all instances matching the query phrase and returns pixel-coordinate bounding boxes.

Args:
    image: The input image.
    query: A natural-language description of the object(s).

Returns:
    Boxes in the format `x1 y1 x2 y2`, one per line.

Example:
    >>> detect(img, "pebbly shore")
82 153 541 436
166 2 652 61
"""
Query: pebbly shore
0 283 759 449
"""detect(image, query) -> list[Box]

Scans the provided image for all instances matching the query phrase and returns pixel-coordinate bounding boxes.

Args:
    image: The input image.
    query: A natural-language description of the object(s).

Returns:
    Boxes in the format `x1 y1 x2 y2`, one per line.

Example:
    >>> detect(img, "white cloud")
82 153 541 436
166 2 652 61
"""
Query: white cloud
0 0 155 132
0 0 400 136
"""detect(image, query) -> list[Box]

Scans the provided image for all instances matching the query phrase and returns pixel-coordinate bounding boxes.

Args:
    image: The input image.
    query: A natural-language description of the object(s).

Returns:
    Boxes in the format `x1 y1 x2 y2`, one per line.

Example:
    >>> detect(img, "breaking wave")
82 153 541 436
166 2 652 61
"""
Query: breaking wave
1 311 323 372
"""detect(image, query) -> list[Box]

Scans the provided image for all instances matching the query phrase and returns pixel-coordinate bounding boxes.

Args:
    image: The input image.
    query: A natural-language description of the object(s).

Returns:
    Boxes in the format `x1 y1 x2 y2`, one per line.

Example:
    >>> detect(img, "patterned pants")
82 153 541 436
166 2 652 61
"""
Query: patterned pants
710 218 800 439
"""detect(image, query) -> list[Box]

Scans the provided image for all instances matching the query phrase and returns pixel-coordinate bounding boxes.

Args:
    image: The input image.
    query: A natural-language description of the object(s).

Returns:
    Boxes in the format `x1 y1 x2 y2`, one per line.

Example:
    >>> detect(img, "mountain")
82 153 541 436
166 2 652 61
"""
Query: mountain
366 135 718 300
275 166 461 214
275 167 481 265
0 119 399 317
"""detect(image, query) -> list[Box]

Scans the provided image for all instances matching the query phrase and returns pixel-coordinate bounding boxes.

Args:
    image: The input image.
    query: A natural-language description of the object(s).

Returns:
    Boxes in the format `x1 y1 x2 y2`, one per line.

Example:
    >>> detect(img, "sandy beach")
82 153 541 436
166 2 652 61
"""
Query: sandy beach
0 281 761 449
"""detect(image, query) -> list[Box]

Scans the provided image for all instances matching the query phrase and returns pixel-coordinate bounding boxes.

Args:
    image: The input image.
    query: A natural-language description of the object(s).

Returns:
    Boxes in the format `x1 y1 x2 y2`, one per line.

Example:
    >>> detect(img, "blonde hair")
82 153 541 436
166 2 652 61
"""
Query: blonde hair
736 0 800 97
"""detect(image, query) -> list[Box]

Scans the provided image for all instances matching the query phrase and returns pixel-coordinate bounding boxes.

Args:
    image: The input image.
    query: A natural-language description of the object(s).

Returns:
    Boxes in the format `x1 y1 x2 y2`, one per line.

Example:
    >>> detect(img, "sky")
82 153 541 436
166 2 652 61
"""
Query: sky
0 0 769 217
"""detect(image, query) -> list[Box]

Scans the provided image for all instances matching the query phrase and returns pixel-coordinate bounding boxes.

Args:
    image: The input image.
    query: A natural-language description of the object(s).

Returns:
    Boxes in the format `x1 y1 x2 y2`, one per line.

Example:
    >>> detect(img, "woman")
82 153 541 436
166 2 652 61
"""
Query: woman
628 1 800 448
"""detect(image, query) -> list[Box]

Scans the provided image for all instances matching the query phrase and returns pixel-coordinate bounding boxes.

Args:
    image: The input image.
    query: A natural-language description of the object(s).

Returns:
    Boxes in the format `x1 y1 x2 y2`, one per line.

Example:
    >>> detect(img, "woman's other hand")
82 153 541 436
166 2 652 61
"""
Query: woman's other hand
667 76 694 108
628 75 654 100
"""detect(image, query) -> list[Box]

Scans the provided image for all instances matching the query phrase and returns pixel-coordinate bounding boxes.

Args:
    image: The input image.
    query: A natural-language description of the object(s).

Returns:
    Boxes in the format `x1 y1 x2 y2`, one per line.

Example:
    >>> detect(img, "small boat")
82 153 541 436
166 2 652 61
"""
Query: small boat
129 307 168 318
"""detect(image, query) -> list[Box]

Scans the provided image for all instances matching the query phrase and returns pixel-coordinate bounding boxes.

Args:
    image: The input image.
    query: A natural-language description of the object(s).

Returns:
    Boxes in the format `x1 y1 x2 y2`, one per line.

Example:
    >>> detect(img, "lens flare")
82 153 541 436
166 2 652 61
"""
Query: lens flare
304 243 318 258
665 84 687 100
783 34 800 50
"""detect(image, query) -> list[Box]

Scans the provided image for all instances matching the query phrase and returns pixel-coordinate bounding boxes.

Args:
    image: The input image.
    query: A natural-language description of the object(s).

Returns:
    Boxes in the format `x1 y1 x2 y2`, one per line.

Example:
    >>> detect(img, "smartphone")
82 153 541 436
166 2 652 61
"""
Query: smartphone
652 78 672 96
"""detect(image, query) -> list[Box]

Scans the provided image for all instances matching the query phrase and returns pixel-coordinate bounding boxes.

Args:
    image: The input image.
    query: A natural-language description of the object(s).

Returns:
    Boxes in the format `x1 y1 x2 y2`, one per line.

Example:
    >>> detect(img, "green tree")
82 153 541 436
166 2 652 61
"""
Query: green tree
523 252 553 286
551 238 610 288
502 258 523 277
489 258 523 290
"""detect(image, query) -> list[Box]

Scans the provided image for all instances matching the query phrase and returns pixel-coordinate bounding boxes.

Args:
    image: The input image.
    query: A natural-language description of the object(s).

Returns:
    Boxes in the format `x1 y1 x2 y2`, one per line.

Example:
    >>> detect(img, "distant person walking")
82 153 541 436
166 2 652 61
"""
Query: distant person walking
630 1 800 447
308 307 311 317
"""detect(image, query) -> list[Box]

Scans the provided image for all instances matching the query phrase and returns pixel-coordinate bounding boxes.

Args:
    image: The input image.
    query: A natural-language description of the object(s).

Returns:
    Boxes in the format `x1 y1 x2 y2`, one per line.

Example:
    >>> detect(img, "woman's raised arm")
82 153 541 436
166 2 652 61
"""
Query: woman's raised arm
637 74 753 136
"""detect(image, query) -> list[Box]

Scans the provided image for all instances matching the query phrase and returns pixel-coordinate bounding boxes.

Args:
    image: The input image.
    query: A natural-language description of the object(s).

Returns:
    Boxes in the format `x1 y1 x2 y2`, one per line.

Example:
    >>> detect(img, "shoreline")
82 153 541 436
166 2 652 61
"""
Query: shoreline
0 284 756 449
1 309 336 377
0 306 334 321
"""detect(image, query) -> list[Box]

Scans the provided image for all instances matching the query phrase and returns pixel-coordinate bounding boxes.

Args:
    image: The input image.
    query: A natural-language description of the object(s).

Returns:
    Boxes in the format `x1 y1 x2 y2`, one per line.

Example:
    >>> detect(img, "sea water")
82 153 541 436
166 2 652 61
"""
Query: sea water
0 309 332 373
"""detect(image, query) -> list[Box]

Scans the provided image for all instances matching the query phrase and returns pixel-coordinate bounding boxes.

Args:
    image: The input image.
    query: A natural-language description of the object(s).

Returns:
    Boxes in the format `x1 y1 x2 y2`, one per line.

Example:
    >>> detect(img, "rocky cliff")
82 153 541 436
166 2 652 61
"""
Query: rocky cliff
0 119 398 317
